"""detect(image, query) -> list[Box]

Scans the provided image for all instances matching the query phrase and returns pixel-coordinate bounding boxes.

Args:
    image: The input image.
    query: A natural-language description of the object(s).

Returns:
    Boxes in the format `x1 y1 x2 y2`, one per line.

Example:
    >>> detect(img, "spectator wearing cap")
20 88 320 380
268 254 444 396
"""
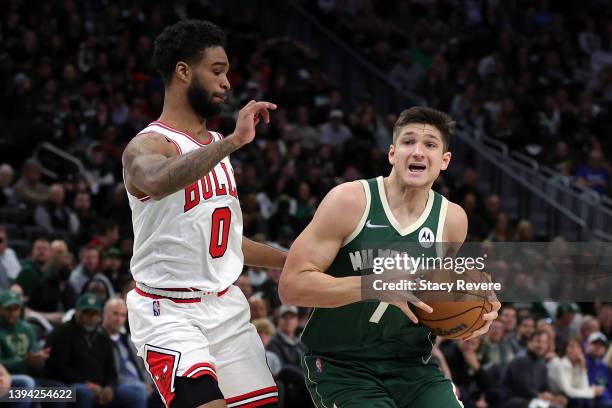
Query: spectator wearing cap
586 332 612 408
46 293 117 408
0 225 21 290
0 290 49 377
267 305 309 408
13 159 49 207
319 109 352 147
101 298 153 408
15 238 51 298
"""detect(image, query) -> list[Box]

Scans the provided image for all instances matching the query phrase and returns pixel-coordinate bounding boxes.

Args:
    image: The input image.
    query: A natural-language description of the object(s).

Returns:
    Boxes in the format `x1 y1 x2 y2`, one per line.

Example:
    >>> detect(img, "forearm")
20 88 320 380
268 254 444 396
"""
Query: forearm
279 270 361 307
139 136 240 199
243 237 286 269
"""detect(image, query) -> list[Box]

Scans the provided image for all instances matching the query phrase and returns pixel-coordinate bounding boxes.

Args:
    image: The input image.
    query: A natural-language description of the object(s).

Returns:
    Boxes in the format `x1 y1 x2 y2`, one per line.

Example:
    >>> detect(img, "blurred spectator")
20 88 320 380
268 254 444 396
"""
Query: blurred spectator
586 332 612 408
388 49 425 92
101 298 150 408
249 295 269 320
46 293 117 407
0 362 36 408
27 249 76 323
267 305 308 408
0 290 49 376
0 225 21 290
33 184 78 236
319 109 352 147
502 330 567 408
0 164 17 207
291 106 319 151
71 191 100 246
575 150 610 194
548 337 602 406
69 245 113 297
89 221 120 252
479 320 515 369
13 159 49 207
100 248 129 293
483 195 502 231
14 238 50 298
556 303 580 355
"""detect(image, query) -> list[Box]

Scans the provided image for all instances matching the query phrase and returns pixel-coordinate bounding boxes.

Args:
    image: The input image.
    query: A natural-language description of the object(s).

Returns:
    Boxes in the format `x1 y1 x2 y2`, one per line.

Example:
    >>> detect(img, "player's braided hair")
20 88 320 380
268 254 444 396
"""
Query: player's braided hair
152 19 227 83
393 106 456 151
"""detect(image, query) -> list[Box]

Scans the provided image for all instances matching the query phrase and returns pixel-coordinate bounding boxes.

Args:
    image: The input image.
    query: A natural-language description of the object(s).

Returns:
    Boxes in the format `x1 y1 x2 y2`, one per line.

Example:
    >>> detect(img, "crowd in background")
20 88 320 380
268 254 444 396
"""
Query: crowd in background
309 0 612 195
0 0 611 407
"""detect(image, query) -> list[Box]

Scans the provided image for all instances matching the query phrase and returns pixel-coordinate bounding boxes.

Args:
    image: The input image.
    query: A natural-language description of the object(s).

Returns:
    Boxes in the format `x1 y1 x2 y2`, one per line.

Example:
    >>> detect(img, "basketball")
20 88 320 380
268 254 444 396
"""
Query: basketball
414 268 494 339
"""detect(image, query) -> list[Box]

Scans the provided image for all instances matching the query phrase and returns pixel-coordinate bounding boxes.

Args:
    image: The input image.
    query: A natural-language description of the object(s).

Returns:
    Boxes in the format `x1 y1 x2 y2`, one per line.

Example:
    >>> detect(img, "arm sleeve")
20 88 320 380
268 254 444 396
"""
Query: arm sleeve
555 361 595 398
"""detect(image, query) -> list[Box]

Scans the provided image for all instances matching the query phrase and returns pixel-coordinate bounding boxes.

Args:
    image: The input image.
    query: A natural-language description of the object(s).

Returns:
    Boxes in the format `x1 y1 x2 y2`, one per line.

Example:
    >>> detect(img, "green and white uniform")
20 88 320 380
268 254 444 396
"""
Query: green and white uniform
301 177 463 408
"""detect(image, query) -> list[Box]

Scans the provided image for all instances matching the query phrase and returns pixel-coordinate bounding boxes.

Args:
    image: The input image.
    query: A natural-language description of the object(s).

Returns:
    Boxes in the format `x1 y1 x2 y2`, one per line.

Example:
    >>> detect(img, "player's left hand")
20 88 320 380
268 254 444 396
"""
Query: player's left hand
463 299 501 340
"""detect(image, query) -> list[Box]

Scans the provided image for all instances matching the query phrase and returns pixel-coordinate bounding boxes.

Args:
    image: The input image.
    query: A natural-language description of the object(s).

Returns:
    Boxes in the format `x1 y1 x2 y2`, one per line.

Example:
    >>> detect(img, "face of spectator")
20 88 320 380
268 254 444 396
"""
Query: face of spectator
389 123 451 188
24 164 42 183
587 341 608 359
518 318 535 340
81 248 100 272
528 333 549 357
278 312 299 337
103 300 127 335
50 240 69 258
103 256 121 272
487 320 504 343
48 184 65 206
589 150 604 169
32 240 51 265
566 340 584 364
485 195 500 215
249 298 267 320
0 165 14 187
185 46 230 120
259 331 272 347
74 192 91 212
76 309 100 332
106 225 120 244
0 304 20 325
463 193 477 212
86 280 108 304
501 308 517 333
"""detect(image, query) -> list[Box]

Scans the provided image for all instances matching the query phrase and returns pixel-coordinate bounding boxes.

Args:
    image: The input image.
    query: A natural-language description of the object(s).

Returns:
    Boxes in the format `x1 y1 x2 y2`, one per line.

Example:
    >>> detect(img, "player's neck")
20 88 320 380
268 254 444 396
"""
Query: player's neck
383 175 431 220
157 93 209 141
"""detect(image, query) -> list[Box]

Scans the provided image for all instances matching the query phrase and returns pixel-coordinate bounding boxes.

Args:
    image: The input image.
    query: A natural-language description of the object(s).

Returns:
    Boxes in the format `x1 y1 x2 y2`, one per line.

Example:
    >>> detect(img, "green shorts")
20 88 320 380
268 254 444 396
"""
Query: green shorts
302 354 463 408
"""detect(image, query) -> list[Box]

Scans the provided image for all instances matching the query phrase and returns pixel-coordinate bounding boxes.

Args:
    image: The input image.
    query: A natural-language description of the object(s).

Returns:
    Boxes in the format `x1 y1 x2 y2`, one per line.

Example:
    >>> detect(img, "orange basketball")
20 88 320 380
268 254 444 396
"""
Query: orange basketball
413 268 494 339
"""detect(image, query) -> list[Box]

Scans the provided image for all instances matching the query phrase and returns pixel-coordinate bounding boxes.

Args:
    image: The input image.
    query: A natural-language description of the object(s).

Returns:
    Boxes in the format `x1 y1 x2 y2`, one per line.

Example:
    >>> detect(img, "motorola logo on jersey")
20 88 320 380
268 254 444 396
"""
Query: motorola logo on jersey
418 227 434 248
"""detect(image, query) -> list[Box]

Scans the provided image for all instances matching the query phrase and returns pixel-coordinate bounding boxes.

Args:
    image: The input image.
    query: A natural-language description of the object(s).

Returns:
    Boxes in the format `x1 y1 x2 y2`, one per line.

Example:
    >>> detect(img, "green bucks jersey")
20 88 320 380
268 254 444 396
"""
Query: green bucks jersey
301 176 449 361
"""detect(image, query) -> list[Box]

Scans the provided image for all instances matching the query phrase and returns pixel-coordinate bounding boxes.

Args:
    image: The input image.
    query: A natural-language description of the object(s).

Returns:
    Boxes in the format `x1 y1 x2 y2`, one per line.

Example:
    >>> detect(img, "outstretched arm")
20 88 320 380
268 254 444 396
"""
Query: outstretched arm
122 101 276 200
242 237 287 269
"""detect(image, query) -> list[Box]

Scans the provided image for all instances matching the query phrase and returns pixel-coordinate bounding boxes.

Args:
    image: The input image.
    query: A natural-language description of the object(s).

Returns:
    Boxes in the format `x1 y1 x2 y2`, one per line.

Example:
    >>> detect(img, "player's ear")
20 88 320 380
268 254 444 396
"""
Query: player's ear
440 151 452 171
388 143 396 166
175 62 190 84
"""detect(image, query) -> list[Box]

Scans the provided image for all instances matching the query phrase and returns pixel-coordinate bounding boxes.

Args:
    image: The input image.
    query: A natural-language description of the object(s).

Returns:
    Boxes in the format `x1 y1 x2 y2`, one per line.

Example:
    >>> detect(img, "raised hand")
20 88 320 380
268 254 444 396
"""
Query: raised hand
230 100 277 147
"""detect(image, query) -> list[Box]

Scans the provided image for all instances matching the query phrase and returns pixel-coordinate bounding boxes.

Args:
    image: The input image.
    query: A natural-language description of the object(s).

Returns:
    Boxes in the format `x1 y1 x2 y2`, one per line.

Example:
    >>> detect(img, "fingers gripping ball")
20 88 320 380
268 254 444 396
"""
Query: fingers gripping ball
413 268 494 339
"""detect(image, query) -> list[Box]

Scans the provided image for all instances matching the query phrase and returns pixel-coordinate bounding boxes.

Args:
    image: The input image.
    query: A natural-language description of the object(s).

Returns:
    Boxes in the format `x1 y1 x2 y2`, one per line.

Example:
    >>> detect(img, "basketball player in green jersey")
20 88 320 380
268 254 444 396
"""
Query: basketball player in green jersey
279 106 500 407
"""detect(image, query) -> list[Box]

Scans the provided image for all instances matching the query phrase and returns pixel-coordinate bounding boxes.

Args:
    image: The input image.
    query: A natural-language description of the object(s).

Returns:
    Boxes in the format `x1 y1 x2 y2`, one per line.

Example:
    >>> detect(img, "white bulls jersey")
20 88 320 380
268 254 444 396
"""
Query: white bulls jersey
125 121 243 291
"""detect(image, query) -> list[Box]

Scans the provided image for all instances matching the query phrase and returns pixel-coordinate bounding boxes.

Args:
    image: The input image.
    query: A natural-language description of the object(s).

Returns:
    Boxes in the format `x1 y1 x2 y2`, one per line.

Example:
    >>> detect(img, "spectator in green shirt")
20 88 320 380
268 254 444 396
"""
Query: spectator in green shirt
14 238 51 298
0 290 49 376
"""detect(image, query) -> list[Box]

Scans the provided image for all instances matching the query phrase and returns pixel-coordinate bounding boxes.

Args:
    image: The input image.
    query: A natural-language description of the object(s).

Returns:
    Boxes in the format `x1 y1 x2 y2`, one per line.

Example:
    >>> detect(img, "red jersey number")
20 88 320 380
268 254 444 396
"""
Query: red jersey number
209 207 231 258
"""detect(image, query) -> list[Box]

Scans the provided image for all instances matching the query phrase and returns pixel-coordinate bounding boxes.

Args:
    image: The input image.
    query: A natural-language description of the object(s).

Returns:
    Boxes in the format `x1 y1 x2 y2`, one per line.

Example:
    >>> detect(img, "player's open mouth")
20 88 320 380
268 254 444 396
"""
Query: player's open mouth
408 163 427 173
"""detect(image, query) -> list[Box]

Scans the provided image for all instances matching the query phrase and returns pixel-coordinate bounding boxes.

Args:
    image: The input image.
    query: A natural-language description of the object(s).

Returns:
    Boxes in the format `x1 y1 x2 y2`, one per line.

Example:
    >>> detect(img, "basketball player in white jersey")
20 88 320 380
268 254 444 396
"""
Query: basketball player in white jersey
122 20 285 408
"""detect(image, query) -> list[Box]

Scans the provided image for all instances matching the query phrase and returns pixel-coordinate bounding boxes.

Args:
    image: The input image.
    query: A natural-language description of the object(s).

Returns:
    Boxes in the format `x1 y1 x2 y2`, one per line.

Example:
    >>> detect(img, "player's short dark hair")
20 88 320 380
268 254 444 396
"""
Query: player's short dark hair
152 19 227 83
393 106 455 151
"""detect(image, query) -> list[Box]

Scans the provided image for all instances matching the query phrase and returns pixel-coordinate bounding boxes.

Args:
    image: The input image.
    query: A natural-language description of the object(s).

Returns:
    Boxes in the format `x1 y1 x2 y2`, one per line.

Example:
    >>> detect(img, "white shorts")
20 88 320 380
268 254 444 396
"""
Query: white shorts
126 285 278 407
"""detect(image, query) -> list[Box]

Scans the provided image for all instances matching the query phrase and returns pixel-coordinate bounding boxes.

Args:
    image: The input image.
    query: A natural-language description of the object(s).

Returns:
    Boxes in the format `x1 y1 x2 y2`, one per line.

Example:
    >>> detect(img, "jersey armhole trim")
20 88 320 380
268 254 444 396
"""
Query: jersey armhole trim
435 197 449 257
342 180 370 247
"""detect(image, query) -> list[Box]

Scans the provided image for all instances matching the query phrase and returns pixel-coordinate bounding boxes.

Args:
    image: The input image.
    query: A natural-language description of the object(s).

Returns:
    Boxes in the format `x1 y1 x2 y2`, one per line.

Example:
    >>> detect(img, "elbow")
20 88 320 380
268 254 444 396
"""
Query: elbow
278 273 297 306
144 177 166 201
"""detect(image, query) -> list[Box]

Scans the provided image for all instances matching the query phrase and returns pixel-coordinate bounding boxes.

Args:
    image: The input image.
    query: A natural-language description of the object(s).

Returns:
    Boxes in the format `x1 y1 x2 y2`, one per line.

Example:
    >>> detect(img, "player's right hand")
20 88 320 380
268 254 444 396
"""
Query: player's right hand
230 100 277 148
